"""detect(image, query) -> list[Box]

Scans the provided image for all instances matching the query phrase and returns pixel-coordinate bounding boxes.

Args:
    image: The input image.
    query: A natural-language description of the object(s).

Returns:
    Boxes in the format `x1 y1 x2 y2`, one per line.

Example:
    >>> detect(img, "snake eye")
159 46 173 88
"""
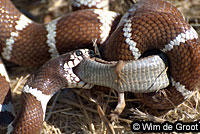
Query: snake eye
75 50 83 56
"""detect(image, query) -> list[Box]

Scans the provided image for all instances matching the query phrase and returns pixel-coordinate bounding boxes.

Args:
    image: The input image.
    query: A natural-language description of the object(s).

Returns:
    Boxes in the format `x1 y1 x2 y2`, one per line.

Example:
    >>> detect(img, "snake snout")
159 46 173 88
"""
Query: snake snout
88 50 95 57
62 49 94 89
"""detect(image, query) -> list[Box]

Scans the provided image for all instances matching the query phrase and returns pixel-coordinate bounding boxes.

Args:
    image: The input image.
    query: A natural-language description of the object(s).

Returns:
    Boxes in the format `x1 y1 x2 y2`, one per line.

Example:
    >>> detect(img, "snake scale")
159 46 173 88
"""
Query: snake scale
0 0 199 133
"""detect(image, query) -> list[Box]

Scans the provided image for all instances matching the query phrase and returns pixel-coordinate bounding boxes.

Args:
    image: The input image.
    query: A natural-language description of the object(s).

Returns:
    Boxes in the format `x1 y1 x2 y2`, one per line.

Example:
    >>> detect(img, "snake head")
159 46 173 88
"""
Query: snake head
62 49 94 89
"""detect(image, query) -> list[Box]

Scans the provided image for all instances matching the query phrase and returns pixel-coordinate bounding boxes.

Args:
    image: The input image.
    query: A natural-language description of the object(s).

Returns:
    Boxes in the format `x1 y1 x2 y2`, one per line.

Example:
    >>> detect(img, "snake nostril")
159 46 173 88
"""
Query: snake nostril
89 50 95 57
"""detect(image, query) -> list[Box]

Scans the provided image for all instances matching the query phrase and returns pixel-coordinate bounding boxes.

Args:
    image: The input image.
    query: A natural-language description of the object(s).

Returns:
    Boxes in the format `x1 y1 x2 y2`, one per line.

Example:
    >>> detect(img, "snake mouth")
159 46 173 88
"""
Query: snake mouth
63 49 94 89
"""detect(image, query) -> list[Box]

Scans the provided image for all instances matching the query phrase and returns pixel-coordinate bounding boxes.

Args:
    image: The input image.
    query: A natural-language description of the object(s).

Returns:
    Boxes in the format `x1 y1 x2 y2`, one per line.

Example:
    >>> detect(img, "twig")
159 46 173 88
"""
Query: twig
45 90 61 121
97 104 115 134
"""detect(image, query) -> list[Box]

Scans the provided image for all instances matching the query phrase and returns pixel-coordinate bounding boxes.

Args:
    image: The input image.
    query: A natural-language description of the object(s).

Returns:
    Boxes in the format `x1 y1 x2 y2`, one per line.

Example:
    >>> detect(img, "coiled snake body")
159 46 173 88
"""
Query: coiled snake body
0 0 200 133
7 49 95 134
101 0 200 109
0 0 119 133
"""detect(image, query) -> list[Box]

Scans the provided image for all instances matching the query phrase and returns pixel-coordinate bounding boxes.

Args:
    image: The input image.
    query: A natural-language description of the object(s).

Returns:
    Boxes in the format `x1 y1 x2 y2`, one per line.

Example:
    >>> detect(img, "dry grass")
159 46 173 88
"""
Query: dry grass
7 0 200 134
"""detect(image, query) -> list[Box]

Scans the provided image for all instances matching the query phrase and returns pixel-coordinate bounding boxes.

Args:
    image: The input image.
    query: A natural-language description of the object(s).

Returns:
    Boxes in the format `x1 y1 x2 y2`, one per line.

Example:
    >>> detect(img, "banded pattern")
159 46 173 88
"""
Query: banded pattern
0 0 118 133
2 14 32 61
117 0 185 28
6 49 94 133
0 0 199 133
102 0 200 109
0 0 120 66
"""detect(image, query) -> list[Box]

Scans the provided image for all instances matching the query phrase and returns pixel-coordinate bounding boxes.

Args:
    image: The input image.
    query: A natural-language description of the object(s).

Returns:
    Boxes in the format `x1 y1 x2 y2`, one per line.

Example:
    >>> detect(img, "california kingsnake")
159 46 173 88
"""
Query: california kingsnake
6 49 95 133
0 0 200 133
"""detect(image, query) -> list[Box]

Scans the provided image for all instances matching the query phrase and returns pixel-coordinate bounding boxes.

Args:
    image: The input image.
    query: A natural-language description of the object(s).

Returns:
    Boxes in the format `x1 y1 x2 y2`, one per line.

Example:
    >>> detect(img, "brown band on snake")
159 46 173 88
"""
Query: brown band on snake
6 49 94 133
71 0 109 11
0 0 120 66
117 0 185 28
7 93 44 134
102 0 200 109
